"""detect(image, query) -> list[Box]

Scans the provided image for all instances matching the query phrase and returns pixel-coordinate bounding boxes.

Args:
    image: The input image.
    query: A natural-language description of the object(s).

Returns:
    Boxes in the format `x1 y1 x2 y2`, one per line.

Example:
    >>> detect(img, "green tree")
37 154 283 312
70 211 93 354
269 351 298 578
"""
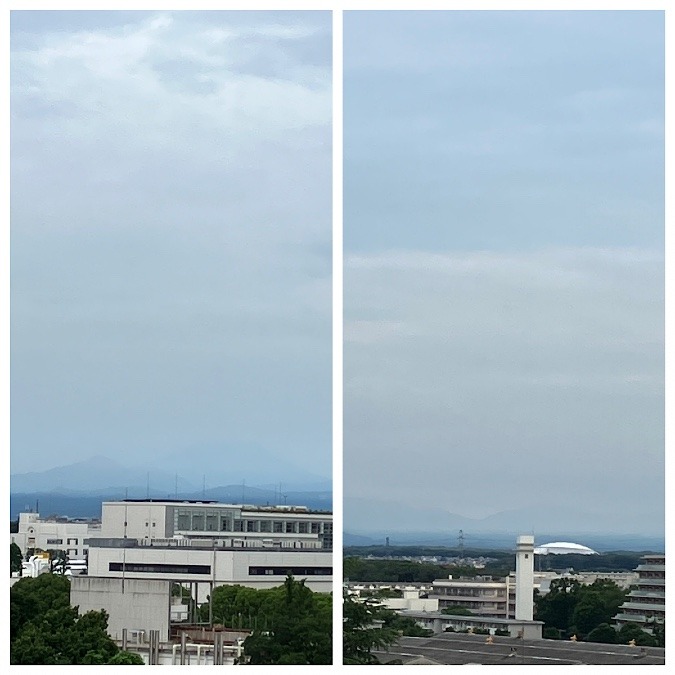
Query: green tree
535 578 582 632
202 575 331 664
244 575 332 665
441 605 473 616
10 573 138 665
343 593 398 664
536 578 627 639
572 592 608 635
586 623 617 644
647 619 665 648
617 622 658 647
384 613 433 637
203 583 283 630
10 542 23 574
10 573 71 641
108 651 146 664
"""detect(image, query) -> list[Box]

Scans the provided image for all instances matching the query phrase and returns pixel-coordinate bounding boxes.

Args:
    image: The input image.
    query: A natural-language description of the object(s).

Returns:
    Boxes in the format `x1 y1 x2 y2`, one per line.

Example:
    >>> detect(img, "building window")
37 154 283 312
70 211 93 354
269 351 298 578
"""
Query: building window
109 562 211 575
47 539 63 545
206 514 217 531
298 522 308 534
246 521 257 532
285 522 295 533
249 566 332 576
192 513 204 531
177 514 190 530
259 521 271 533
273 521 283 533
220 518 231 532
234 520 244 532
311 523 320 534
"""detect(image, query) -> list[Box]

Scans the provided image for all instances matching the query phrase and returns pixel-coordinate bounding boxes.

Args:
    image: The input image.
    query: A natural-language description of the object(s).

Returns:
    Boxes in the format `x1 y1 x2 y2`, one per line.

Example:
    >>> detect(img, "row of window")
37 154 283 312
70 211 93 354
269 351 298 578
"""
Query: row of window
248 566 333 576
46 538 79 545
175 513 327 535
436 587 505 598
109 562 211 575
107 562 332 577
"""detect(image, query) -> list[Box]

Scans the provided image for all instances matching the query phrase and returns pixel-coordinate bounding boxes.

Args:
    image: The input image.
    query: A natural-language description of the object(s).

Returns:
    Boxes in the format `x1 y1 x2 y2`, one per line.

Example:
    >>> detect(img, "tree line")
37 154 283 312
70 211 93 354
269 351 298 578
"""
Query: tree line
535 578 663 647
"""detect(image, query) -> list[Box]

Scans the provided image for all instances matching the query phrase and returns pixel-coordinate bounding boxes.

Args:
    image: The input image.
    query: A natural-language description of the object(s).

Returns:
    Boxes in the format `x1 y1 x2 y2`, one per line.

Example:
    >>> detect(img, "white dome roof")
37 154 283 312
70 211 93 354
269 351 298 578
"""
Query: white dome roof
534 541 598 555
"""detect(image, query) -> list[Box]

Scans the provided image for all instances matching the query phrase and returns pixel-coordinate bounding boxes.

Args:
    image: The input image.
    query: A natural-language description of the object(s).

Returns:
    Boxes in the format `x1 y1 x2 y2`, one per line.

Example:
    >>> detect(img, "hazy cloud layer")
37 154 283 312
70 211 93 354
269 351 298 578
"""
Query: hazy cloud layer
344 11 664 536
345 247 664 531
11 11 332 478
345 11 664 253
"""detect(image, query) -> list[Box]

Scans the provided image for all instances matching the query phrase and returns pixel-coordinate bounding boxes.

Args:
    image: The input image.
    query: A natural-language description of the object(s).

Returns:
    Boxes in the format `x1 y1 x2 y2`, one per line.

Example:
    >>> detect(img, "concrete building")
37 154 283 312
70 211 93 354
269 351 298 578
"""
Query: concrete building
70 499 333 643
431 575 515 618
99 499 333 550
346 584 439 613
515 534 534 620
11 512 101 560
397 609 543 640
613 553 665 633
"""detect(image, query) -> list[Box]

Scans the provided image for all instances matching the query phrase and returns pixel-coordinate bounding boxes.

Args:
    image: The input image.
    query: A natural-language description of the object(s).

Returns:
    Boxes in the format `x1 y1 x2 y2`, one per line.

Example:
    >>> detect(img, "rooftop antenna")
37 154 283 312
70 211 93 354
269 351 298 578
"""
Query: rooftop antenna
458 529 465 559
125 487 128 500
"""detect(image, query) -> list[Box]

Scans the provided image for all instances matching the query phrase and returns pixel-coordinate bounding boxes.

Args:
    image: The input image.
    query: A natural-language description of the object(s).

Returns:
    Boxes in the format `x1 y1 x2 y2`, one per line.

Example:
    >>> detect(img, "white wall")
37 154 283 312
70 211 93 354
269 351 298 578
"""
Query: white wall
71 576 171 641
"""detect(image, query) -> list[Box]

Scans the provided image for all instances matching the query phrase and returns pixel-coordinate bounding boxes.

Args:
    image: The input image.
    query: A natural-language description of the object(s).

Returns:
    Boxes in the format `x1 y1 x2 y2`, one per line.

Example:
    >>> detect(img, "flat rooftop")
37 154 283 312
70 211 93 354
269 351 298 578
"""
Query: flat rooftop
106 499 331 514
375 633 665 665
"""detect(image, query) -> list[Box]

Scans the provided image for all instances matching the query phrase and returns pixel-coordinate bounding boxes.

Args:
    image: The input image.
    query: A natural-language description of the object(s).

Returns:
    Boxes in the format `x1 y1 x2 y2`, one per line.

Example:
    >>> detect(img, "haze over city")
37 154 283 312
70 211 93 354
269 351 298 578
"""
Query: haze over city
10 11 332 485
344 11 664 537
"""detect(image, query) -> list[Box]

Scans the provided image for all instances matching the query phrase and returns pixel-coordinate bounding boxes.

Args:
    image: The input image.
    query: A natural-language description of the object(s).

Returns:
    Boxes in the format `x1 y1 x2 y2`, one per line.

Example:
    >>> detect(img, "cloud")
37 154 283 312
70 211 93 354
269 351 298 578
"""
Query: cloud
344 247 664 527
10 12 332 477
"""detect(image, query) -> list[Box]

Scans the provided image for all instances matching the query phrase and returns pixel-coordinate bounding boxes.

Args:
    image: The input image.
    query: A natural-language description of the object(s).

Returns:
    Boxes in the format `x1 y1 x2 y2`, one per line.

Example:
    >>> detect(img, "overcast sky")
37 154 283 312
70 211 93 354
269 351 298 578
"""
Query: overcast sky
344 11 664 536
10 11 332 482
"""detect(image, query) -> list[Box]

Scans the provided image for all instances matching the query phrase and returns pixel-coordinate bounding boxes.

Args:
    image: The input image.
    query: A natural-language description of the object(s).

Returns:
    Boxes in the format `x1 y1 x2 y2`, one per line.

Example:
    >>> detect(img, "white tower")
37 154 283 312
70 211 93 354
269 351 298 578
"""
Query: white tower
515 534 535 621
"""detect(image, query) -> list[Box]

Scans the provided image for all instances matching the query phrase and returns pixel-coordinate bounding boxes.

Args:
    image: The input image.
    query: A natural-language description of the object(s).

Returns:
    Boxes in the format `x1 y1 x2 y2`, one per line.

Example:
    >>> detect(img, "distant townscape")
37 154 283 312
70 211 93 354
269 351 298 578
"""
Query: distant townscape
343 537 665 665
10 496 333 665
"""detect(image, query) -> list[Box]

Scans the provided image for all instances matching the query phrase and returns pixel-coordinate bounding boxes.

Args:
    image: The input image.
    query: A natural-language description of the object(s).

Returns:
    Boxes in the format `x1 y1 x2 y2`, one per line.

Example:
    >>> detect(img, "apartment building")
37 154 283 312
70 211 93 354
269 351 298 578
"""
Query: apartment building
613 553 665 633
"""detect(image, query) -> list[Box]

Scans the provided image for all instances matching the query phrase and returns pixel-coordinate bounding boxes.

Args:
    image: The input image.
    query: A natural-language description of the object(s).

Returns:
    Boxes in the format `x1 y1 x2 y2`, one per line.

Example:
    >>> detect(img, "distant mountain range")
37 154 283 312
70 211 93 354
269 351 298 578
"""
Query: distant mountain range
11 454 330 495
10 455 332 520
344 496 665 548
343 530 665 553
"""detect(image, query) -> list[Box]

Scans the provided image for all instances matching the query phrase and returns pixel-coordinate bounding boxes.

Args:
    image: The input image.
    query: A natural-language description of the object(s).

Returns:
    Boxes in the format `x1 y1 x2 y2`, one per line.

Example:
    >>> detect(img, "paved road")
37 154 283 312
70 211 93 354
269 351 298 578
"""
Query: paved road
374 633 665 665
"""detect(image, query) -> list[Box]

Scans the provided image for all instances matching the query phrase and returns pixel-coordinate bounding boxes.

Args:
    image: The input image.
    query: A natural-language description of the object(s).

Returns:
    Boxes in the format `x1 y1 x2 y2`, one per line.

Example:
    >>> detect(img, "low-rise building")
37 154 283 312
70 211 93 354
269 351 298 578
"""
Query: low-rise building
397 609 543 639
11 512 101 560
70 498 333 643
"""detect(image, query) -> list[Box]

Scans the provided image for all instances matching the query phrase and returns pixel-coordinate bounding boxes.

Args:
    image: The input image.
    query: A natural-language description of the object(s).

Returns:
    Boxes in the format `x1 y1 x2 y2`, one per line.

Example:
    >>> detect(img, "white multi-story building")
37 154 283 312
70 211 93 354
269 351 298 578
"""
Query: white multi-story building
71 499 333 642
99 499 333 550
613 553 665 633
10 512 101 560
